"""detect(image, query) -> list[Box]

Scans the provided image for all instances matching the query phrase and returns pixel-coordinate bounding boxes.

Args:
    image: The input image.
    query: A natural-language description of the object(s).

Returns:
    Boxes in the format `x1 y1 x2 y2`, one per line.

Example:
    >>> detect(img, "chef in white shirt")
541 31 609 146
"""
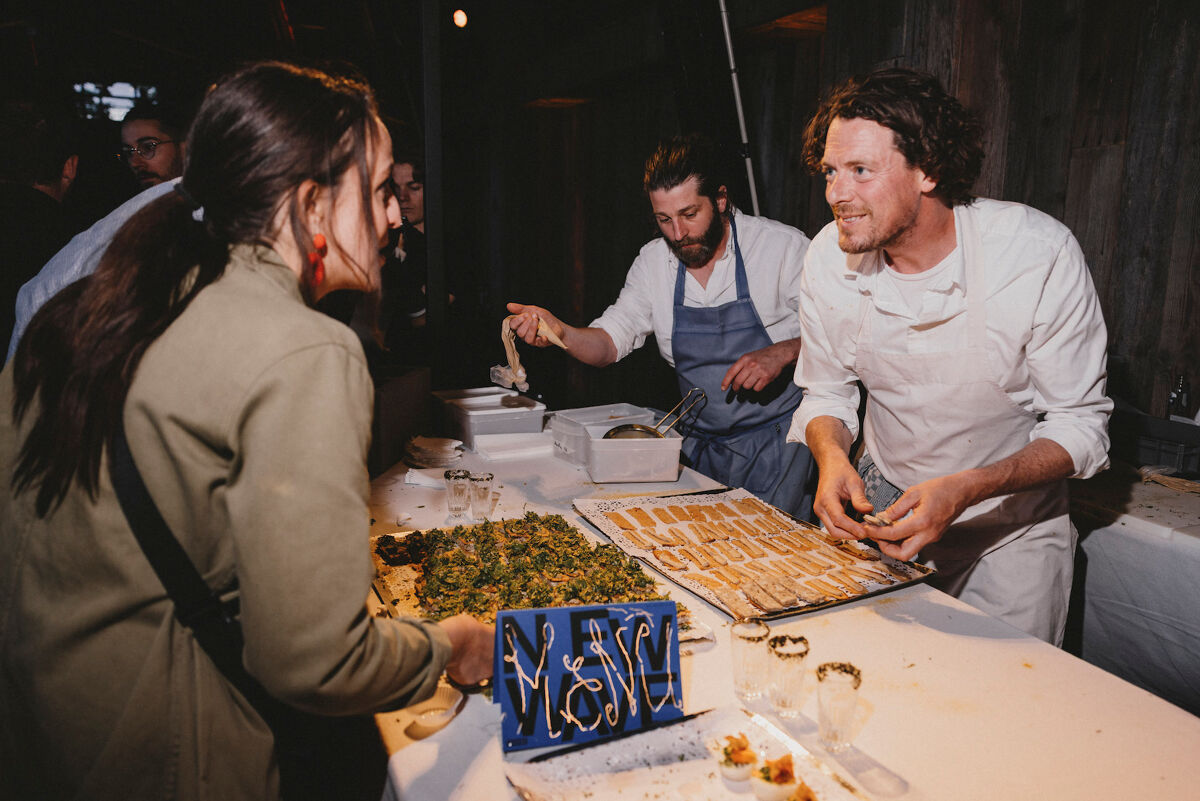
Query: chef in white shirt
508 134 817 520
789 67 1112 644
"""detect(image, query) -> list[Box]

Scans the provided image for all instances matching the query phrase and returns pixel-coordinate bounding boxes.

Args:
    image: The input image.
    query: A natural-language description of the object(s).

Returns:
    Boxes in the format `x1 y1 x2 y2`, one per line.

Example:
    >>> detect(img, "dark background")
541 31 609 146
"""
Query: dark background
3 0 1196 420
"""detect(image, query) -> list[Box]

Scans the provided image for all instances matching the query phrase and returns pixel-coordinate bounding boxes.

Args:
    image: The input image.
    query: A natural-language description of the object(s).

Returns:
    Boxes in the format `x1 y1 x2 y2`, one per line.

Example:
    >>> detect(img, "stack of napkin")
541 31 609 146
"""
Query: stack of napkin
403 436 463 468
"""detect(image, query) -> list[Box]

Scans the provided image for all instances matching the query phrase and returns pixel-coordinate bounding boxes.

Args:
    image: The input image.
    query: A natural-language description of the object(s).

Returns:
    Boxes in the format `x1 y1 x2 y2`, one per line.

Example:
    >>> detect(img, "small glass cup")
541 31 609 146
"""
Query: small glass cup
767 634 810 718
444 469 470 519
816 662 862 753
730 620 771 701
468 472 494 521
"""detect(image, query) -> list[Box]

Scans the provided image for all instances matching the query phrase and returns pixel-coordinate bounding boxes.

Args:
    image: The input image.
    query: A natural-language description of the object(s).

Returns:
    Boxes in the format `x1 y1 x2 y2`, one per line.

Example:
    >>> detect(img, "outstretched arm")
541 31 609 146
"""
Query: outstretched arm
506 302 618 367
806 415 874 540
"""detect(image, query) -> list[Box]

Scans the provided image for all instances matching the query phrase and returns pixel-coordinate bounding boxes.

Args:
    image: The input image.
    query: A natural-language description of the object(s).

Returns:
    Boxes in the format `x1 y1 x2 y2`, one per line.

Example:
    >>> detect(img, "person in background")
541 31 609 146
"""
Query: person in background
0 99 78 347
508 133 817 520
790 67 1112 644
1 61 493 800
118 99 188 189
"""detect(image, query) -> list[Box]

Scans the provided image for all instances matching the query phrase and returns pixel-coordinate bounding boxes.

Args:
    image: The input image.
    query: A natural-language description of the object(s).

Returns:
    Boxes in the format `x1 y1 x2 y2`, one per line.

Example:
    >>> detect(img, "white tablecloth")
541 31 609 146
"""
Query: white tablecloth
1069 464 1200 715
373 452 1200 801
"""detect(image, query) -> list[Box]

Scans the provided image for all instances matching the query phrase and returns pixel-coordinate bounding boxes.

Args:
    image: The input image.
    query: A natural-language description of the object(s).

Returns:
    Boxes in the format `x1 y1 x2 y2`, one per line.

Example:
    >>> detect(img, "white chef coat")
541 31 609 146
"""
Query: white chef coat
591 209 810 365
788 198 1111 482
789 199 1111 644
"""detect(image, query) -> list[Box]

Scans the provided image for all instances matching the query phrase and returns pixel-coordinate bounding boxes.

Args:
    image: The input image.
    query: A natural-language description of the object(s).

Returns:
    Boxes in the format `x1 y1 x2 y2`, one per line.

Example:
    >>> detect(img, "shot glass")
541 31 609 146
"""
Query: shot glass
767 634 810 719
730 620 771 701
816 662 862 753
443 469 471 520
468 472 494 521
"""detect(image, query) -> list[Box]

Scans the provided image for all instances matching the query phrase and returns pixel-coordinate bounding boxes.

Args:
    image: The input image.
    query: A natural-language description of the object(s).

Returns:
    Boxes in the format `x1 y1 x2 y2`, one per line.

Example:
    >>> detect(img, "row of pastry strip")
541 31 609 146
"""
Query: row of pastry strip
683 558 905 617
603 494 782 531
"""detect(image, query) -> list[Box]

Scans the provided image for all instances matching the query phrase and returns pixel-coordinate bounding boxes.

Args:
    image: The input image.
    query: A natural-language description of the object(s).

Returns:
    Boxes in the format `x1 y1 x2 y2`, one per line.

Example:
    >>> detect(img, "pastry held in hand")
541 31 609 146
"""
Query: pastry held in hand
492 316 530 391
492 315 568 392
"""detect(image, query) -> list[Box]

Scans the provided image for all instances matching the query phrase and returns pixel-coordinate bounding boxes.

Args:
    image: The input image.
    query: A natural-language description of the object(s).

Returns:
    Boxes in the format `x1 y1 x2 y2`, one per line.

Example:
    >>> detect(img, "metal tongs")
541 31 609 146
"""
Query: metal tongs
603 387 706 439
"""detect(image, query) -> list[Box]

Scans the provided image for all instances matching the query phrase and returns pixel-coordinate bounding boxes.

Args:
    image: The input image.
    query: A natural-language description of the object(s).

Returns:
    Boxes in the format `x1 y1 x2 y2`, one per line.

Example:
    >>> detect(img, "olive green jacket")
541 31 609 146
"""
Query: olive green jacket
0 245 450 800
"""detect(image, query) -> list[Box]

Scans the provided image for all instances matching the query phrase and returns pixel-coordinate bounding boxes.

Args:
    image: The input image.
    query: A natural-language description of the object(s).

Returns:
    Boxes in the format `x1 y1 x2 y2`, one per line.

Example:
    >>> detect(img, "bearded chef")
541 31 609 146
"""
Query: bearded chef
789 68 1112 644
508 134 817 521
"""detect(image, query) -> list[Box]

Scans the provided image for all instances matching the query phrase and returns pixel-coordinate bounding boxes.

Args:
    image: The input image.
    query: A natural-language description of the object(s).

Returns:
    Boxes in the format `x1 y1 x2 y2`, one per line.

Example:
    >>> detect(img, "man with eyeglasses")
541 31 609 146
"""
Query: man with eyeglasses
118 101 187 189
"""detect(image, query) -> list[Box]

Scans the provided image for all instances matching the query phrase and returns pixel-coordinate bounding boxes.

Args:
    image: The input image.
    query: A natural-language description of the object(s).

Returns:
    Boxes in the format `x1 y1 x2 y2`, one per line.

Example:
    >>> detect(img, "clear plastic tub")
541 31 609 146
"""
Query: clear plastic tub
584 424 682 483
548 403 655 465
433 388 546 449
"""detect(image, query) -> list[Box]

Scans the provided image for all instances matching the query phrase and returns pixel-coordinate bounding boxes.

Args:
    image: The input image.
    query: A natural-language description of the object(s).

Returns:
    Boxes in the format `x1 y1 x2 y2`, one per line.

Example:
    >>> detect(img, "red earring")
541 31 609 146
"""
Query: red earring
307 233 328 286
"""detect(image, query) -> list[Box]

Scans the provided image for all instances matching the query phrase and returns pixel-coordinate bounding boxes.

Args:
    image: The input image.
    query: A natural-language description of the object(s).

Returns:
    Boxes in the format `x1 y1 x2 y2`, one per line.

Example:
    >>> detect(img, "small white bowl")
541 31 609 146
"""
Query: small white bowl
404 684 464 739
719 760 755 781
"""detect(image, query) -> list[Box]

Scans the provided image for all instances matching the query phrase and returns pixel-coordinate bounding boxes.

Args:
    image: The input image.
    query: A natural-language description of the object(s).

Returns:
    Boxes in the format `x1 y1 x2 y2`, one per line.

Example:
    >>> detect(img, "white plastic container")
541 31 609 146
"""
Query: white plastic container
584 424 682 483
433 388 546 449
548 403 655 465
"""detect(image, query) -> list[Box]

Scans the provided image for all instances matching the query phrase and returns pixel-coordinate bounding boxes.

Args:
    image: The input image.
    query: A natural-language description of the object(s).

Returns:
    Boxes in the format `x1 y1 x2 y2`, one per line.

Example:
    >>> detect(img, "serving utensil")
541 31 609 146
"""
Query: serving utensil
603 387 705 439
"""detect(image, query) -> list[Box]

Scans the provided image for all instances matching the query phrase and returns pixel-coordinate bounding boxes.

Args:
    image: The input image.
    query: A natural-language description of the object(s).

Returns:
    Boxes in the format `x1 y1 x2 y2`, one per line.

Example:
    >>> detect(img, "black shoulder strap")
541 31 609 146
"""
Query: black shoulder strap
108 419 257 692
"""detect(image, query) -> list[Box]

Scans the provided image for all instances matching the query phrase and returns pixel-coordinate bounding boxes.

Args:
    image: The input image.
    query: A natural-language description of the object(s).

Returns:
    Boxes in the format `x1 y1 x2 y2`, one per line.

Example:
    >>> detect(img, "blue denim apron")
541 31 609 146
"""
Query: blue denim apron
670 216 815 520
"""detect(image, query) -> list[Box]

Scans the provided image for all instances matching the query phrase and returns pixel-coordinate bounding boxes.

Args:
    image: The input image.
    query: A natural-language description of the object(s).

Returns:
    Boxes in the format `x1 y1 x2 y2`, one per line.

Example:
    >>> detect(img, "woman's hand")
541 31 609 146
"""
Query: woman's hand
437 613 495 686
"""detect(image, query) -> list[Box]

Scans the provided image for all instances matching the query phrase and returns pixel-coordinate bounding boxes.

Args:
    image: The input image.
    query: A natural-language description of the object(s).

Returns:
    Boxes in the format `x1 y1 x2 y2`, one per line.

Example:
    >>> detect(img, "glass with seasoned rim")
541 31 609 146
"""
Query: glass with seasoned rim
767 634 810 718
730 619 771 701
817 661 862 752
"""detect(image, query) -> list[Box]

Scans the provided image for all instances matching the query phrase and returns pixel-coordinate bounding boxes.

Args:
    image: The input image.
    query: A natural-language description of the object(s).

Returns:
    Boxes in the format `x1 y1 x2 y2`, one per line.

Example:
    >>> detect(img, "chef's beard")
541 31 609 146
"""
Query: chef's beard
666 203 726 266
832 202 919 255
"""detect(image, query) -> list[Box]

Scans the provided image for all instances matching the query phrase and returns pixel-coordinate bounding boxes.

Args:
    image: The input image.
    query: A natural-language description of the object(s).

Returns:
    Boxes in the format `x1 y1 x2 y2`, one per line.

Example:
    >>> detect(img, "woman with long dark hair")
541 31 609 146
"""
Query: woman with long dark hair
0 61 493 800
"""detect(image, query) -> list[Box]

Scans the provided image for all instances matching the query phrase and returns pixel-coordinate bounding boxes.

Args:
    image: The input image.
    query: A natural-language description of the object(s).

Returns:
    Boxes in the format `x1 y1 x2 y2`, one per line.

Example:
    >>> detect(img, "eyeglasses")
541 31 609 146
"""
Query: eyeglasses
116 138 177 162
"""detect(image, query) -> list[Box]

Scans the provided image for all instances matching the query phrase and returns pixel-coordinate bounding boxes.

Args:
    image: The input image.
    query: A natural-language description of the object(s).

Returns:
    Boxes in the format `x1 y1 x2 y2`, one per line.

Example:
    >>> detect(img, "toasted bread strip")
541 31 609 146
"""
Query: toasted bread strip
689 522 717 543
710 563 743 586
735 536 766 558
807 577 851 600
652 507 677 525
760 538 791 556
652 549 686 571
712 586 758 619
678 545 711 570
626 506 656 527
779 532 812 551
684 572 724 592
661 526 686 546
605 510 635 530
784 576 827 604
668 504 692 521
713 502 737 517
755 516 780 534
844 565 895 585
761 577 800 607
815 545 855 566
696 542 727 566
621 528 654 550
640 527 670 546
685 504 709 521
741 580 788 613
826 568 867 592
784 554 824 578
732 518 759 537
712 539 745 562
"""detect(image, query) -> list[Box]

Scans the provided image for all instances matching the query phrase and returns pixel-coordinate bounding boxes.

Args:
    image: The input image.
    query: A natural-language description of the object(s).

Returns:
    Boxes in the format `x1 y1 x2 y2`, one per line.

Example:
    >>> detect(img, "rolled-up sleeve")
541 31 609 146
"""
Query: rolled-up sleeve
787 232 863 445
590 251 657 363
1026 235 1112 478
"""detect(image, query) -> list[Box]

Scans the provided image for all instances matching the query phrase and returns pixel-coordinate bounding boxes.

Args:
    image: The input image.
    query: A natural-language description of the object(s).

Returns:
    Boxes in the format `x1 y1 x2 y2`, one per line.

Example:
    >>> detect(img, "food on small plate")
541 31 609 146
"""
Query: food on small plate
718 732 758 781
751 753 798 801
788 781 818 801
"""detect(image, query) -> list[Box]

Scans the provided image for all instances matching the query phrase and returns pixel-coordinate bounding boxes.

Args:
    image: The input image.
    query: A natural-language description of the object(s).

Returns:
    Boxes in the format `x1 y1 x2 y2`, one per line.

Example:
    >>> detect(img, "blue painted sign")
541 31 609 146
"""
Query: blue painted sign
494 601 684 752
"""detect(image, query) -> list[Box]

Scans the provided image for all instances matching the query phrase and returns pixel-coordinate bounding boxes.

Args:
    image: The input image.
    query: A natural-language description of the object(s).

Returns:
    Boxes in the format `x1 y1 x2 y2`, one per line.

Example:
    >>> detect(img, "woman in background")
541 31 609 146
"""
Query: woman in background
0 61 492 800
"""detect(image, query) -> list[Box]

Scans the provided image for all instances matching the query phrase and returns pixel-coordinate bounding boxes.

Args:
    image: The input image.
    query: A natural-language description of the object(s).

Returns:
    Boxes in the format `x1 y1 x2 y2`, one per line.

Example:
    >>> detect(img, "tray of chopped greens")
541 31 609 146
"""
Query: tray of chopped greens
371 512 708 643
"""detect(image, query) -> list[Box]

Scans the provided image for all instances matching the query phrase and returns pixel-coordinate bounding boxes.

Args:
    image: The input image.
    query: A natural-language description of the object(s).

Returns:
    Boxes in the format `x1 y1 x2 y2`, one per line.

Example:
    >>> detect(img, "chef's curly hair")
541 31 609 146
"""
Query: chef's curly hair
802 68 984 207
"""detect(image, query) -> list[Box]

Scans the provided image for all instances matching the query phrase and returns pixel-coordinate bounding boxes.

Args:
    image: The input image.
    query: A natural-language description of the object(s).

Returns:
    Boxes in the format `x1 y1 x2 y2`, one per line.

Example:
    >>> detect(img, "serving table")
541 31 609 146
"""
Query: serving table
370 452 1200 801
1068 463 1200 715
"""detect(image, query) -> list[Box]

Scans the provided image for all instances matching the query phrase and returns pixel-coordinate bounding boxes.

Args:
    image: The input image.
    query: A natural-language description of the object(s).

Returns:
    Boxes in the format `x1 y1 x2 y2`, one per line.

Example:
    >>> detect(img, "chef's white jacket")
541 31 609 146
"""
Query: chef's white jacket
591 209 810 366
788 198 1111 480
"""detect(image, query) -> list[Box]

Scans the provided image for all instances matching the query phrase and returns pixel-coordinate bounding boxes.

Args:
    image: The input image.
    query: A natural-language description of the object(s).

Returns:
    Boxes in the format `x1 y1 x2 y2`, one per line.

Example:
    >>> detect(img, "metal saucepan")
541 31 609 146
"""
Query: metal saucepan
603 387 706 439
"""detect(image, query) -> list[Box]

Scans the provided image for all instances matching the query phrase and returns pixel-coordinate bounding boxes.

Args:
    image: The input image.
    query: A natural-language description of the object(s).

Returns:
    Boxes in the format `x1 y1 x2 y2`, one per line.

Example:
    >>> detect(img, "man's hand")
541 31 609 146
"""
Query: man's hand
506 302 566 348
812 458 874 540
721 337 801 392
868 439 1075 561
437 613 495 686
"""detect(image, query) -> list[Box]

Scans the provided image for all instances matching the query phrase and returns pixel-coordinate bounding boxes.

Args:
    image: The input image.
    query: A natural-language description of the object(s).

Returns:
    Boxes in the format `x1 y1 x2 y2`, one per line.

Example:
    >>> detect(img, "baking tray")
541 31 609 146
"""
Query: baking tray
573 489 932 620
369 518 714 648
504 705 870 801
